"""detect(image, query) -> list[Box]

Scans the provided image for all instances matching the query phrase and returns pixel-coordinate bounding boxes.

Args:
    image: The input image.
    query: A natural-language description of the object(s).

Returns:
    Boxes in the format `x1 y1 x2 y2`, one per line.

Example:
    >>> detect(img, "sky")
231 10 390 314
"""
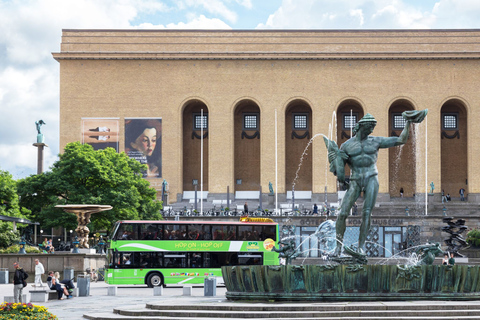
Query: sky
1 0 480 179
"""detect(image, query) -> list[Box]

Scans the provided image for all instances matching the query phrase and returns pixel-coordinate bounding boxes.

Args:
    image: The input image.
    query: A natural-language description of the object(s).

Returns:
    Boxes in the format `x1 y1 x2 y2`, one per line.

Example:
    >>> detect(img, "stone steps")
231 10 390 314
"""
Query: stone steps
83 303 480 319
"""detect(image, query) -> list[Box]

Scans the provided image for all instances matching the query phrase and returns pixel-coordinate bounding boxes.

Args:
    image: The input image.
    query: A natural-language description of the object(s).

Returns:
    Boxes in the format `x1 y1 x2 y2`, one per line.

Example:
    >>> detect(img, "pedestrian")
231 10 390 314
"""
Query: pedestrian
442 190 447 203
400 187 404 198
34 259 45 288
244 202 248 215
446 193 451 202
459 188 466 201
13 262 28 303
47 271 72 300
442 253 449 265
313 204 318 214
448 252 456 265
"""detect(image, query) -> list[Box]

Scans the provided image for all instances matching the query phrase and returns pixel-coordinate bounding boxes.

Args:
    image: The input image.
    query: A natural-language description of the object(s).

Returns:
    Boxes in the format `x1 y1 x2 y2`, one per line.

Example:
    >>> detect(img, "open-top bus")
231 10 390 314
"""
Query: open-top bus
105 218 279 287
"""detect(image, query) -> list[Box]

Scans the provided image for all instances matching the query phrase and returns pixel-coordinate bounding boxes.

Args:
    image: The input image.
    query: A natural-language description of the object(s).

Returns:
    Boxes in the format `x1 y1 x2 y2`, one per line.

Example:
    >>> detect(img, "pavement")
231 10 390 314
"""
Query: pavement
0 281 228 320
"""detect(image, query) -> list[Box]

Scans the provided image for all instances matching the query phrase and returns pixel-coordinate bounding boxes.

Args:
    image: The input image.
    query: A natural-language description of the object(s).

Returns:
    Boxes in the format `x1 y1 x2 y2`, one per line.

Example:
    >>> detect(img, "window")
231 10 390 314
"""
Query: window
243 114 258 130
393 114 407 129
443 114 458 129
193 113 208 130
293 114 308 130
343 114 358 130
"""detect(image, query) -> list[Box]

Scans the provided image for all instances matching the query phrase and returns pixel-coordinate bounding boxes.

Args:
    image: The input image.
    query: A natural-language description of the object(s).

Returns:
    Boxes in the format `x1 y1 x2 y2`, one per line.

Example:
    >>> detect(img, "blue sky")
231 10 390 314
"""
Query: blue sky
1 0 480 179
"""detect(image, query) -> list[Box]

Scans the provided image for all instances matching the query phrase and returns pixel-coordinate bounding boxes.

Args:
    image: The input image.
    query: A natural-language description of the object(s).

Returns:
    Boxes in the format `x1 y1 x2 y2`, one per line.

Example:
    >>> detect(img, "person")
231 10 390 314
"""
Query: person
313 204 318 214
125 119 161 177
448 252 456 265
442 253 449 265
42 238 50 253
446 193 451 202
13 262 28 303
442 189 447 203
324 110 426 256
48 239 54 253
34 259 45 288
47 271 72 300
244 202 249 215
400 187 404 198
125 256 131 265
459 188 466 201
89 126 110 132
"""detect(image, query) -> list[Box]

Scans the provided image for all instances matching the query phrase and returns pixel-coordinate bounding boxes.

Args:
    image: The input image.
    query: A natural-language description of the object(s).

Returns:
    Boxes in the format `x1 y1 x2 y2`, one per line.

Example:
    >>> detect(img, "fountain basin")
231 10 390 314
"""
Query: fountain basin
222 265 480 301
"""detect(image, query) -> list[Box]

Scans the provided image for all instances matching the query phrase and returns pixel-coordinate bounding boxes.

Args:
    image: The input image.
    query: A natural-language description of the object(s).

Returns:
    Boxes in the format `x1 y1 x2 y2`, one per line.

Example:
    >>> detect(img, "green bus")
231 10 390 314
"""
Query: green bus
105 218 279 287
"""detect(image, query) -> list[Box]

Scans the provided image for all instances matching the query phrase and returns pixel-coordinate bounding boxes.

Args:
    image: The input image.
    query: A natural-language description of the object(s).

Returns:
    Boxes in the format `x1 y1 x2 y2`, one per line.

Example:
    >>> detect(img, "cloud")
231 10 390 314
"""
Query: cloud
256 0 439 29
177 0 238 23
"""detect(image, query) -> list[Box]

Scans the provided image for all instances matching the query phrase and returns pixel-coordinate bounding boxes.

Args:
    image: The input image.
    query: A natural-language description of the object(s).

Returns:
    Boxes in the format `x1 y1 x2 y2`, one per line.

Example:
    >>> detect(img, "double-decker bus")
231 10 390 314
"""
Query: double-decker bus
105 218 279 287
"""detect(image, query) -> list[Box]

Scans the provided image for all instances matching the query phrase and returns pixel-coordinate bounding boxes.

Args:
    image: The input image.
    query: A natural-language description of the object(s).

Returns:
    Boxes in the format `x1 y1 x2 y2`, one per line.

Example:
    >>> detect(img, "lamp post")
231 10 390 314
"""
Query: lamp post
98 236 105 254
18 236 26 254
443 205 447 216
72 236 80 254
405 206 410 216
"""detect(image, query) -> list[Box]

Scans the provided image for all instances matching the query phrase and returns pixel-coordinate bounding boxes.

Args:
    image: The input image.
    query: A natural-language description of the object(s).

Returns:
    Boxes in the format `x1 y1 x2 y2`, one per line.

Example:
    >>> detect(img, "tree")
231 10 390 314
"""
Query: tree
0 168 24 247
18 142 163 234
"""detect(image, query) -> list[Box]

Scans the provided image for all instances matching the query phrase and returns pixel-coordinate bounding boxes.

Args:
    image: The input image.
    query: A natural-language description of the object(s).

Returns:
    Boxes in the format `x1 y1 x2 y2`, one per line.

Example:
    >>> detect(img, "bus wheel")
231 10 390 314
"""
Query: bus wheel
146 273 163 288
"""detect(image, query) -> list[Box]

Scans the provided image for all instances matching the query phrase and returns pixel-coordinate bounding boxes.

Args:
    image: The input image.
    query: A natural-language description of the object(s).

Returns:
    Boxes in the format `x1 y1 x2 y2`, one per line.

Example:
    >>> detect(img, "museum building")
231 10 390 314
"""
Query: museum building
53 29 479 206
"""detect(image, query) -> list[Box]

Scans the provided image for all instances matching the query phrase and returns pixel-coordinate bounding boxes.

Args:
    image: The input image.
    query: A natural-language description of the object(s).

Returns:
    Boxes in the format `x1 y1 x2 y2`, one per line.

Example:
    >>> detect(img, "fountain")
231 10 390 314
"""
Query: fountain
223 109 480 301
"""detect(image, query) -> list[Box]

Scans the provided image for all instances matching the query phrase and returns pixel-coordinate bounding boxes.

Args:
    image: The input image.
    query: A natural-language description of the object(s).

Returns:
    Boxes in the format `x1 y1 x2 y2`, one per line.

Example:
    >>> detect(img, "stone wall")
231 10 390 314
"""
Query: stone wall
0 253 105 283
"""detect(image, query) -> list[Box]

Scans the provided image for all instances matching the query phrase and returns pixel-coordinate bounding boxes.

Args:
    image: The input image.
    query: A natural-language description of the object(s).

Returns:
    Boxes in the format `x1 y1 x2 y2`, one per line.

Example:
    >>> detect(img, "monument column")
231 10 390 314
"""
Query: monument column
34 119 47 174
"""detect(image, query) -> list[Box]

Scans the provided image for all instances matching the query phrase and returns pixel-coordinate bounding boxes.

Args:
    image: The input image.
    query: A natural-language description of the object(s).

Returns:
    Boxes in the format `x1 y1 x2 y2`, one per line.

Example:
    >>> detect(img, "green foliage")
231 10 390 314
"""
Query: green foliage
0 222 20 248
18 142 163 235
0 302 57 319
0 244 41 254
0 169 26 218
467 229 480 247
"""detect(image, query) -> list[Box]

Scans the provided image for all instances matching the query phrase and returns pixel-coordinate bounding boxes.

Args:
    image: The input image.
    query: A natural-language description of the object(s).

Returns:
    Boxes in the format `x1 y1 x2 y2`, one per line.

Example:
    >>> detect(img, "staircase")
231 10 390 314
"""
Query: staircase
84 300 480 319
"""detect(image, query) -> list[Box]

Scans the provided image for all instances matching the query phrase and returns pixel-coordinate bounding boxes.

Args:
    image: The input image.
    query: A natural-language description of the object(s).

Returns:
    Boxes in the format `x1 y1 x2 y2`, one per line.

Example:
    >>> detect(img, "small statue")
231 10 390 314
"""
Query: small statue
272 225 299 265
268 182 274 195
35 120 46 143
429 181 435 194
415 242 443 265
35 120 46 134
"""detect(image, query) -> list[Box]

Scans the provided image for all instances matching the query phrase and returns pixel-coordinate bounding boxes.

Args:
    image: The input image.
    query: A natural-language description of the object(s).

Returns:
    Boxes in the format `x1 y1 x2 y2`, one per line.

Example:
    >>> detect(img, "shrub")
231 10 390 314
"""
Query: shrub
0 245 41 254
467 228 480 247
0 302 57 319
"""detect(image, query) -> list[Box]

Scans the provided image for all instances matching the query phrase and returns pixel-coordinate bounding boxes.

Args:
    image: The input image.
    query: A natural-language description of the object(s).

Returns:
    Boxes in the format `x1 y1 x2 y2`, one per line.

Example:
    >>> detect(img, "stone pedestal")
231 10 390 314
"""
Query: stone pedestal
268 194 274 205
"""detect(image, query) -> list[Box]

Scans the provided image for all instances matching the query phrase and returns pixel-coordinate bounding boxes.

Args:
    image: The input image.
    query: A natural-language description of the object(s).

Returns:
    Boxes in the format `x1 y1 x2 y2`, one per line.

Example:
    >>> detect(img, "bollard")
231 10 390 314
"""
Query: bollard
153 286 163 296
0 268 9 284
64 267 74 281
77 274 90 296
107 286 117 296
182 285 192 296
204 277 216 296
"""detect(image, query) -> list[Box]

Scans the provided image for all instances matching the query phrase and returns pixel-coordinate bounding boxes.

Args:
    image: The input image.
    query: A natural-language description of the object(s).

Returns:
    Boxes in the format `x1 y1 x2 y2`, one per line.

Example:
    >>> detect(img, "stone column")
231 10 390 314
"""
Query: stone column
33 143 48 174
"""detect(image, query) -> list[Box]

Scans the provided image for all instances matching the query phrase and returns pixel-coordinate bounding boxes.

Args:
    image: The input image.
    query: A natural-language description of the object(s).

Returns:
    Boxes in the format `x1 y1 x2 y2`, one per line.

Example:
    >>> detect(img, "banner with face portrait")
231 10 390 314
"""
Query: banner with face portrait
125 118 162 178
82 118 119 152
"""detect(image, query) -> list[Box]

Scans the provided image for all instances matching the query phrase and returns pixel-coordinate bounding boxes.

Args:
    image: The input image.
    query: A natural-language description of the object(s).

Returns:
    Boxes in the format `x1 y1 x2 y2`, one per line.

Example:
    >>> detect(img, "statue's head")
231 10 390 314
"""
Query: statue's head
353 113 377 136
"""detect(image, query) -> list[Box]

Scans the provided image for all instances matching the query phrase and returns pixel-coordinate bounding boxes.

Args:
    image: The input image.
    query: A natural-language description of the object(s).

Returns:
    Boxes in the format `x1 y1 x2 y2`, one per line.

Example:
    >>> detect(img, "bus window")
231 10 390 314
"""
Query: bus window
118 253 133 267
170 225 187 240
164 254 186 268
203 225 212 240
140 224 161 240
117 223 137 240
238 253 263 265
251 225 262 240
107 249 115 268
188 252 203 268
225 225 236 240
187 224 202 240
164 225 174 239
213 226 227 240
138 252 163 268
238 225 253 240
263 225 276 241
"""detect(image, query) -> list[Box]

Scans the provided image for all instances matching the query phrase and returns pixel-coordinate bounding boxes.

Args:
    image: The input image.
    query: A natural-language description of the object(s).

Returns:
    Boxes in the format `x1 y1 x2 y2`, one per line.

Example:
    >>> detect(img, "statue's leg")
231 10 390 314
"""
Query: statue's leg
358 176 379 252
335 181 361 255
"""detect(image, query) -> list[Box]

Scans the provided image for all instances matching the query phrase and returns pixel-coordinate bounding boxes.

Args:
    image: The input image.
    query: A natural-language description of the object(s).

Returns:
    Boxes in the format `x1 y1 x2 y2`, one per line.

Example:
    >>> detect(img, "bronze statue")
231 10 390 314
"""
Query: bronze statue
35 120 46 135
268 182 274 195
324 110 427 257
415 242 443 265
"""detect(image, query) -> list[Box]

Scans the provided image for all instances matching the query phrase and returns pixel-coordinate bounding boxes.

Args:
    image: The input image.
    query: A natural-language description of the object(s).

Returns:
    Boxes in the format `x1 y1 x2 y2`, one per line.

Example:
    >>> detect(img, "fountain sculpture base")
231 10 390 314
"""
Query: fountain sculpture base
222 265 480 301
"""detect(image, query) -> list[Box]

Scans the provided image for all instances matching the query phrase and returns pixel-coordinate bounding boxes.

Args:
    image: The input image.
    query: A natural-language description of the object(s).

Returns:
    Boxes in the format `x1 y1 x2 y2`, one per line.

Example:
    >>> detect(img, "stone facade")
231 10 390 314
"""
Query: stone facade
53 29 480 204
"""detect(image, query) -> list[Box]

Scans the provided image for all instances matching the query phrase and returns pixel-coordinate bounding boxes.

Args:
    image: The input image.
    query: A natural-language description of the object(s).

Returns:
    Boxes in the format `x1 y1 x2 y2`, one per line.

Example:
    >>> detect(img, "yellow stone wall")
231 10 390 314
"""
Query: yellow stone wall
54 30 480 202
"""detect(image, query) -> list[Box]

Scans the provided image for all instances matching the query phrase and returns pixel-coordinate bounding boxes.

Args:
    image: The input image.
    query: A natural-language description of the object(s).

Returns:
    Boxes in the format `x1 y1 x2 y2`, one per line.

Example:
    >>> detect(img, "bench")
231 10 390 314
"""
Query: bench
4 294 28 303
286 191 312 200
183 191 208 200
235 191 260 200
29 290 57 302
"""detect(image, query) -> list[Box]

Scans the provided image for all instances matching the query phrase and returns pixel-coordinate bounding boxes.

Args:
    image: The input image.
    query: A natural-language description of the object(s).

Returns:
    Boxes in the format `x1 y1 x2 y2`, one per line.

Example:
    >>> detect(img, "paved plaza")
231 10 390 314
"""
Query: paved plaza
0 282 227 320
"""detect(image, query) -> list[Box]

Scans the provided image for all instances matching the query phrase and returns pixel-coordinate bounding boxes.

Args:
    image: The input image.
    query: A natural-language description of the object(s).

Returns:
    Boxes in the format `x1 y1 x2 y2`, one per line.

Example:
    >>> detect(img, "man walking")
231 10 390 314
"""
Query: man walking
13 262 28 303
459 188 466 201
34 259 45 288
